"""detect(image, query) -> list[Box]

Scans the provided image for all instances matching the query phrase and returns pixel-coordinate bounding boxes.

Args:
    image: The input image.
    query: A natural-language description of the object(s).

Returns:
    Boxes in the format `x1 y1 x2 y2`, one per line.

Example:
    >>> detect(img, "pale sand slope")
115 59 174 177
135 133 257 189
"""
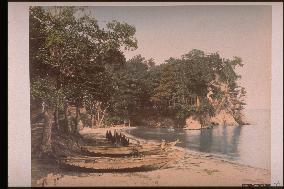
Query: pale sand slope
47 126 271 186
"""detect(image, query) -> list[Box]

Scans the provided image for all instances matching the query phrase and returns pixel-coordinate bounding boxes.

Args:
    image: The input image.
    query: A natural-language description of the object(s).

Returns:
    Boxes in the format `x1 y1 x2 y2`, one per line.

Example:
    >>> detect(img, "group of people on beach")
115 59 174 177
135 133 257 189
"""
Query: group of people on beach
106 130 130 147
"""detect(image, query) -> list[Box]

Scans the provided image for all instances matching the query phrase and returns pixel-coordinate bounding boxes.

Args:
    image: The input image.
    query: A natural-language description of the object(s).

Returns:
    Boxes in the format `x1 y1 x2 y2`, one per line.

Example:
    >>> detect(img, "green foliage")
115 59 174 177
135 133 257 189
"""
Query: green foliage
148 49 245 123
196 99 216 118
30 6 137 112
104 115 124 125
109 55 150 119
30 7 246 127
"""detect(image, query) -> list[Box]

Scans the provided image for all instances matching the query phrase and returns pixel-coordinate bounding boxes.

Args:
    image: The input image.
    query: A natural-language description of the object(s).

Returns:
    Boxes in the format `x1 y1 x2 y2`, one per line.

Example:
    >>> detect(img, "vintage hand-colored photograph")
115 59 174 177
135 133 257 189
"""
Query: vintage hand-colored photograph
8 2 283 187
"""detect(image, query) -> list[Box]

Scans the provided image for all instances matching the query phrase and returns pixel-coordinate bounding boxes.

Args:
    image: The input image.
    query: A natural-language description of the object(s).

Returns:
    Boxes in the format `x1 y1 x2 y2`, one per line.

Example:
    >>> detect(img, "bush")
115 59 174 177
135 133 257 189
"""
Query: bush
104 115 124 125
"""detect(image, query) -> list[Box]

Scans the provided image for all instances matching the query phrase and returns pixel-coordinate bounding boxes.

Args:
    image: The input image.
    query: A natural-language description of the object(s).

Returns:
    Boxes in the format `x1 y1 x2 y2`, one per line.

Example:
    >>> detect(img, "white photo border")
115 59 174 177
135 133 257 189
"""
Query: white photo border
8 2 283 187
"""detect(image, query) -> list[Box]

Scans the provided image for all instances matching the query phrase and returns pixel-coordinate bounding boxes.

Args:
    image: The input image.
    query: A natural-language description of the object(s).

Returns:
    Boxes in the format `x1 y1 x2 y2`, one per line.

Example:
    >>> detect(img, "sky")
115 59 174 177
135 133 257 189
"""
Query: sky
84 5 272 110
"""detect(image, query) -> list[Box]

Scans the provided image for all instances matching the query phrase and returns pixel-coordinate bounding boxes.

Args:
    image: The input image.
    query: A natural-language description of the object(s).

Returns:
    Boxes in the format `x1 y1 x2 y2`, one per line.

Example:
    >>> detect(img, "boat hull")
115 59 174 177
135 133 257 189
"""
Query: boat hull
57 156 170 172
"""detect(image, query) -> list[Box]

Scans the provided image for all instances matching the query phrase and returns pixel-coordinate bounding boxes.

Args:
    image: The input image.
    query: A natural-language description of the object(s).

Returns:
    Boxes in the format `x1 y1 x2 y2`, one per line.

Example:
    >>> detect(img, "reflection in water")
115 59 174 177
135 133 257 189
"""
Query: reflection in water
222 125 228 154
126 110 270 169
199 129 213 152
127 126 243 158
184 125 242 159
231 126 242 156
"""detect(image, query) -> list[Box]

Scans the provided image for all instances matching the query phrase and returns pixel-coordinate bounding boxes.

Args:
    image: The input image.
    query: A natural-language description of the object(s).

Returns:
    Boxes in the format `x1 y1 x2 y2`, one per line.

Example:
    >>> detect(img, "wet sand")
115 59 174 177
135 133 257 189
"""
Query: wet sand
34 126 270 187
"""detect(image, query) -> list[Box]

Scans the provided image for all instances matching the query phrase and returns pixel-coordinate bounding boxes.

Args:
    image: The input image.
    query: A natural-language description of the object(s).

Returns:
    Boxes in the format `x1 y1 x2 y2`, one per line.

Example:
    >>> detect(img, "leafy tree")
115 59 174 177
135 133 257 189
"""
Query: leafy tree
150 49 246 127
30 6 247 154
30 6 137 155
108 55 150 124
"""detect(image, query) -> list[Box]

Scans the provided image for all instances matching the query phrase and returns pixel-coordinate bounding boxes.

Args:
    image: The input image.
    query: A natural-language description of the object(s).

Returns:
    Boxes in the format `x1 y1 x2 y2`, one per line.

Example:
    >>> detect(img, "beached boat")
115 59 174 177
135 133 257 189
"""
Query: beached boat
81 145 138 157
81 144 164 157
57 155 171 172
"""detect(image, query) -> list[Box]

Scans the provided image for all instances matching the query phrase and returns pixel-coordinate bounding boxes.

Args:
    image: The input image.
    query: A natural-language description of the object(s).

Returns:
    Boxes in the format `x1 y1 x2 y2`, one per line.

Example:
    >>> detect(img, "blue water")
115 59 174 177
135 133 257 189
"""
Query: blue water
126 109 271 170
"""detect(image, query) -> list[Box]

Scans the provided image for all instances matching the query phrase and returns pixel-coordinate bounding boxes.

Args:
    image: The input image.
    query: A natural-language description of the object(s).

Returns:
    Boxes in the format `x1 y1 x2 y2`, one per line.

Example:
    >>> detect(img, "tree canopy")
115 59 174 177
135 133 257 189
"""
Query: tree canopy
30 6 246 133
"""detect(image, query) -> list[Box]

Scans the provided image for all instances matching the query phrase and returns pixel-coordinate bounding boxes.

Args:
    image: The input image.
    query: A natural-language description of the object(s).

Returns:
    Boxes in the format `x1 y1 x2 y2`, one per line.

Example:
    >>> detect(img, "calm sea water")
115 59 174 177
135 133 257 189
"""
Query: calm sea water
126 109 271 170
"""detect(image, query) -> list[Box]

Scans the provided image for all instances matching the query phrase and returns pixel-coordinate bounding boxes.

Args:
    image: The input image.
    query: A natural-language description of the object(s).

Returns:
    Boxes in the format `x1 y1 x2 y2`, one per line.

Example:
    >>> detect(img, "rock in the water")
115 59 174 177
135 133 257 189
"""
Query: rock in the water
209 110 238 126
184 109 242 130
236 114 251 125
184 117 203 130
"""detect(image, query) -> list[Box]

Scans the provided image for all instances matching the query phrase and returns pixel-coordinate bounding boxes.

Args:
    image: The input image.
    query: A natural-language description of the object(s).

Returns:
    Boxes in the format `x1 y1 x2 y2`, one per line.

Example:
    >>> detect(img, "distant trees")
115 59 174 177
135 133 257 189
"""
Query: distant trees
148 49 246 126
104 49 246 128
107 55 151 124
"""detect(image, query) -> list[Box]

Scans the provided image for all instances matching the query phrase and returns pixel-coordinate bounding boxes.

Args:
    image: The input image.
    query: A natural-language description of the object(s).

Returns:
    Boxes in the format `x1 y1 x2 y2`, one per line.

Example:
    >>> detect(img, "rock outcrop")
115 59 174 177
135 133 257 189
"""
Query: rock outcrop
185 117 203 130
184 109 247 130
140 109 249 130
209 109 238 126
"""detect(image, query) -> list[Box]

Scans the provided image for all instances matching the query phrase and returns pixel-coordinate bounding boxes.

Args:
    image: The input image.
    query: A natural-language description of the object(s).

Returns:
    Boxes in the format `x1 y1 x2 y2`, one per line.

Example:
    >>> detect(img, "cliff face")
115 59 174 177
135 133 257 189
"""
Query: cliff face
136 108 249 129
185 117 203 130
184 109 243 130
210 109 238 126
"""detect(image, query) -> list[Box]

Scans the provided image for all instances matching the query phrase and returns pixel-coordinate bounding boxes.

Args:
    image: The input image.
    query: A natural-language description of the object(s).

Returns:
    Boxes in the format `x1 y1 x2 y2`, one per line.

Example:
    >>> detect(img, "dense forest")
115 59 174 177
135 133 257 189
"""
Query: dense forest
30 7 246 156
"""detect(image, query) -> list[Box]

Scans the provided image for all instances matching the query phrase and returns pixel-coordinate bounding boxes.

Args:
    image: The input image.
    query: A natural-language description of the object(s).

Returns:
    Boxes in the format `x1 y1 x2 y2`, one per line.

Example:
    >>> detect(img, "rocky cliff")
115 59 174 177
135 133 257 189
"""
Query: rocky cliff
184 109 249 130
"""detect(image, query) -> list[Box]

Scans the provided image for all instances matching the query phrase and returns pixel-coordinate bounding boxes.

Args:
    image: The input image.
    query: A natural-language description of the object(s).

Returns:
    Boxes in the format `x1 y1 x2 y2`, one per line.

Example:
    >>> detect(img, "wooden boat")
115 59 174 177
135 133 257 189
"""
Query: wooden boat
57 155 171 172
81 145 137 157
81 144 164 157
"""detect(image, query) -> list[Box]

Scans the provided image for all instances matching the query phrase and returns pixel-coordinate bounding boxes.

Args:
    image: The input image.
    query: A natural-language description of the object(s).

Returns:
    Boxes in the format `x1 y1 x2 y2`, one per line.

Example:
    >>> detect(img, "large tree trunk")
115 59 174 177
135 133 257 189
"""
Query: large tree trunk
64 102 72 133
41 109 53 156
98 104 109 127
64 101 68 132
75 104 80 133
54 108 59 130
97 111 100 126
91 114 95 128
54 74 61 130
98 111 105 127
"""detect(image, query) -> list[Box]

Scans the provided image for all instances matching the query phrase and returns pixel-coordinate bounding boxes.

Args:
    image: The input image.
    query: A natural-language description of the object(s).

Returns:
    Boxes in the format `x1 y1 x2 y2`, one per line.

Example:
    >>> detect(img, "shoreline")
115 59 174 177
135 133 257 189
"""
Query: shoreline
81 126 269 172
35 126 270 186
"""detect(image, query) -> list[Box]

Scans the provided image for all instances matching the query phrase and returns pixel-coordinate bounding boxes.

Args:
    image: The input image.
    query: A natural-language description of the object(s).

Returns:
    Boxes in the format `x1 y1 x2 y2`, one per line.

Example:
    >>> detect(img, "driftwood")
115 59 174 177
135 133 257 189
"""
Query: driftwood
36 173 63 187
160 139 180 151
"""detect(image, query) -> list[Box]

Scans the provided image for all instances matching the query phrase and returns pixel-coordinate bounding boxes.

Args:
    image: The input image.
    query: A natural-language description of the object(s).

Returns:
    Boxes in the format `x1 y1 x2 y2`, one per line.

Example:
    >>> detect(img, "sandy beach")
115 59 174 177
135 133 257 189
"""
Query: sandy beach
35 126 270 187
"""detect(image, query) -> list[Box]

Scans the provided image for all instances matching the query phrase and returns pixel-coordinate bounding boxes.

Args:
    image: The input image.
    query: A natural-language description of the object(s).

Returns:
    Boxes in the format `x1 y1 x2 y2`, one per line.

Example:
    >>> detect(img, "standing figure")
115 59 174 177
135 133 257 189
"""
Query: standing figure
106 130 109 140
109 131 113 143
